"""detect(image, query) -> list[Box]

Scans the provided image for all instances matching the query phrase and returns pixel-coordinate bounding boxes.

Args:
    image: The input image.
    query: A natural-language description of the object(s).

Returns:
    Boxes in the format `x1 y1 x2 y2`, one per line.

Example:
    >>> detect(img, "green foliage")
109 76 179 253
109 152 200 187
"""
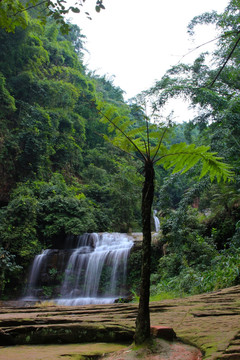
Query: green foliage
98 98 233 185
0 12 146 299
196 180 240 249
146 1 240 172
42 285 54 298
81 149 142 232
150 197 240 298
156 142 234 182
0 0 29 33
108 160 142 231
0 0 238 309
131 1 240 303
0 247 22 296
127 249 142 292
0 195 41 263
0 72 16 117
0 174 97 275
0 0 105 34
94 6 235 342
151 247 240 296
94 74 125 104
149 291 178 302
0 19 92 190
39 195 96 238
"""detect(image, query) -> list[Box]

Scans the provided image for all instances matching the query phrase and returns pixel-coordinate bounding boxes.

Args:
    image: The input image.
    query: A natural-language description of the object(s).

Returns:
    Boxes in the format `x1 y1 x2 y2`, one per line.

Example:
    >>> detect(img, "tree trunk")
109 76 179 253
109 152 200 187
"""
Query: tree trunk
135 160 155 344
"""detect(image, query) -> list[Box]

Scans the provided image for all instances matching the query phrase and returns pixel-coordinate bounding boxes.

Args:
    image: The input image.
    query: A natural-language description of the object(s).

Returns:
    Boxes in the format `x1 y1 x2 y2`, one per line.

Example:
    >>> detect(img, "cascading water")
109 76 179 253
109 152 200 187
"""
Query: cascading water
153 210 160 232
24 249 51 300
24 233 133 305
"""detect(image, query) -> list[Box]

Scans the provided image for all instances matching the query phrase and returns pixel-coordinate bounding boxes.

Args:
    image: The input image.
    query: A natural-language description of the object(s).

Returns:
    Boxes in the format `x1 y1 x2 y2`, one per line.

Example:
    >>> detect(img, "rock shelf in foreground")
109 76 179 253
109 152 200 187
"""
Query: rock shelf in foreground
0 285 240 359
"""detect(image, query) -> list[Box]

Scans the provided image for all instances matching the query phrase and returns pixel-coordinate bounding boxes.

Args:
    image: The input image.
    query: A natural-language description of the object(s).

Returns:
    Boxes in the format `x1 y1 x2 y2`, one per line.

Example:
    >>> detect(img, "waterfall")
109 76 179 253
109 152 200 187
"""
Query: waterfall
24 233 133 305
23 249 50 300
153 210 160 232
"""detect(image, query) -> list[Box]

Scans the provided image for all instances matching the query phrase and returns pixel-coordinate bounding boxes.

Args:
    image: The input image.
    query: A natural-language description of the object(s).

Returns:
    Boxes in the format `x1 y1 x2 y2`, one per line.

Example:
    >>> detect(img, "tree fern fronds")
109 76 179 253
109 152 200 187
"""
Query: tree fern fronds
156 142 234 182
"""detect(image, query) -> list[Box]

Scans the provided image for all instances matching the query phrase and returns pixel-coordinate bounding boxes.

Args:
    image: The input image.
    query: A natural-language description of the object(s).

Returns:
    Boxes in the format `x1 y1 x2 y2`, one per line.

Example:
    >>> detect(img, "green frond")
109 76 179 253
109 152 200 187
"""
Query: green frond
150 144 167 158
101 107 115 121
120 119 132 133
127 125 148 137
97 102 233 182
102 134 111 143
156 142 234 183
148 130 164 139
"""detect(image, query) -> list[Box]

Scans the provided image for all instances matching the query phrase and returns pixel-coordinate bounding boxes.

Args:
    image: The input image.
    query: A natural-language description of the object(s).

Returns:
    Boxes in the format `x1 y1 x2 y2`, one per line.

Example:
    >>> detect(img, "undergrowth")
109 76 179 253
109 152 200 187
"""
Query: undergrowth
150 246 240 298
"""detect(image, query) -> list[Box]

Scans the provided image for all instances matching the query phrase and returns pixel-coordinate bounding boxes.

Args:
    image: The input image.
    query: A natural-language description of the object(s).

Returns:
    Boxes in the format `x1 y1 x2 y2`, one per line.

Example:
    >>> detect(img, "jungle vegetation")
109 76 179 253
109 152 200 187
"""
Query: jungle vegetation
0 0 239 343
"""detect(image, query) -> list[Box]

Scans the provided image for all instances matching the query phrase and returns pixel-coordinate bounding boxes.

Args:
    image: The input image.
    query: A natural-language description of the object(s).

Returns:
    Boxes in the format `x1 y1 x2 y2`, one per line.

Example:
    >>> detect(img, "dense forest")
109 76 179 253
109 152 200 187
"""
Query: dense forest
0 0 239 303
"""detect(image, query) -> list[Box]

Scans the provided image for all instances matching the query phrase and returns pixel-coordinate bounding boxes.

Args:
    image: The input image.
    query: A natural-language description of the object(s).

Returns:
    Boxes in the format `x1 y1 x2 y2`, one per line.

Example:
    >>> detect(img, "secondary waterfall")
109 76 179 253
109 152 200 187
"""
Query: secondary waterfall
24 249 51 300
153 210 160 232
23 233 133 305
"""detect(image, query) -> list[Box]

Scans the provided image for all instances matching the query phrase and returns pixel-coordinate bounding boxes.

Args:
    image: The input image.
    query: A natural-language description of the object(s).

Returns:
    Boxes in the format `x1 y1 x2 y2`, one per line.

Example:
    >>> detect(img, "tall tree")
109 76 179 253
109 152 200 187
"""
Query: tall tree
97 101 233 344
144 0 240 168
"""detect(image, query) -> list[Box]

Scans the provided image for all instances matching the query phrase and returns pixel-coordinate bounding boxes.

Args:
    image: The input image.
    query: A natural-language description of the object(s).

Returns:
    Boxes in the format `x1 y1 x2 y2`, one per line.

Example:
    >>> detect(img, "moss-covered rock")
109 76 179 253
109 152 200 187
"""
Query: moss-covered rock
0 286 240 359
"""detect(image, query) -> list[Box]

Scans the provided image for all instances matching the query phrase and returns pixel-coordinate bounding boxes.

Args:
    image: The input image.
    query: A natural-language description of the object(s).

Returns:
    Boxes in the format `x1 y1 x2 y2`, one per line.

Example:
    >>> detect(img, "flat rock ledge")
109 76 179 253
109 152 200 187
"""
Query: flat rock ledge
0 285 240 359
0 322 134 346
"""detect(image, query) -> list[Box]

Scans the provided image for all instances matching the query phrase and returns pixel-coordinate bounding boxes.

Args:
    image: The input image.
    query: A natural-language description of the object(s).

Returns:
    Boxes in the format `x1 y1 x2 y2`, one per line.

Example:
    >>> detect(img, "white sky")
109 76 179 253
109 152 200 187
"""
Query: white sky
69 0 229 121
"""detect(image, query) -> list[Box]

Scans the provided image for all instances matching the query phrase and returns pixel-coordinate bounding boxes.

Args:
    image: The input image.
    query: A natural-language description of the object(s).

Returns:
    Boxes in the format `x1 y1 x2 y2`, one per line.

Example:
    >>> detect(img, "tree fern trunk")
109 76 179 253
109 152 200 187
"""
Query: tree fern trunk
135 160 154 344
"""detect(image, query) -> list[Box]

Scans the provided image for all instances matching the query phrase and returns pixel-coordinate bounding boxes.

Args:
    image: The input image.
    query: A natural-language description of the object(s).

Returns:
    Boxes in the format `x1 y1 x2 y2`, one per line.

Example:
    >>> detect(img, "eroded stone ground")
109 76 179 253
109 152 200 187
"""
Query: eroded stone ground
99 339 202 360
0 285 240 359
0 343 126 360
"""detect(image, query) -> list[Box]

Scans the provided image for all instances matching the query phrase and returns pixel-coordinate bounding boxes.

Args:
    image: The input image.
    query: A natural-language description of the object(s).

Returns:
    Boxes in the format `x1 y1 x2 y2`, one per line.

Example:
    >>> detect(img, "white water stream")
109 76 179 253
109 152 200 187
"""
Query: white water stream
24 249 51 300
24 233 133 305
153 210 160 233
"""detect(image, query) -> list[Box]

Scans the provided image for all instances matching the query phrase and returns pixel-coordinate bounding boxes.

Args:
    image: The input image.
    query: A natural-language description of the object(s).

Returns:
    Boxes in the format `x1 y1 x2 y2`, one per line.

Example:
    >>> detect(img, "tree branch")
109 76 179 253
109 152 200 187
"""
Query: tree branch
14 0 48 16
152 126 168 164
97 106 147 162
177 30 240 65
146 119 150 159
208 33 240 87
177 36 220 64
94 131 142 162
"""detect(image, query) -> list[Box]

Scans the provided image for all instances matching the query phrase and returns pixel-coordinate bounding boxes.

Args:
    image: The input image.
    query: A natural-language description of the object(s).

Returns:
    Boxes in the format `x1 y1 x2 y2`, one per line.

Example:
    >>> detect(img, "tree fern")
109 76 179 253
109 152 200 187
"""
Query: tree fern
96 98 234 345
155 142 233 182
97 100 234 183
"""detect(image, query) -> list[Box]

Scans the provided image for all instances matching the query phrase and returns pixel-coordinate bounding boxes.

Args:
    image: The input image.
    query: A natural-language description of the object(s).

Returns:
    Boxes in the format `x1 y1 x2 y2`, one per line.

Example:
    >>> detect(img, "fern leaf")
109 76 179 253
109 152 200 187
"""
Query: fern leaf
156 143 234 182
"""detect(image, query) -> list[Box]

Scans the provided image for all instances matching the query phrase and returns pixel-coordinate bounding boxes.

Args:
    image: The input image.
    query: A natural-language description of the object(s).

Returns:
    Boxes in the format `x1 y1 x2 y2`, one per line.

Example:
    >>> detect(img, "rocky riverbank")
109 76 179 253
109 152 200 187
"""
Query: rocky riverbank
0 285 240 359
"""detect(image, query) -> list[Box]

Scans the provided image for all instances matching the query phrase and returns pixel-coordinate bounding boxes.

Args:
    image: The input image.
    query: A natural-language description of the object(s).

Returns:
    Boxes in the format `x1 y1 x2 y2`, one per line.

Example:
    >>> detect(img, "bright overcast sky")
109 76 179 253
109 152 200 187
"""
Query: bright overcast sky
69 0 228 96
68 0 229 121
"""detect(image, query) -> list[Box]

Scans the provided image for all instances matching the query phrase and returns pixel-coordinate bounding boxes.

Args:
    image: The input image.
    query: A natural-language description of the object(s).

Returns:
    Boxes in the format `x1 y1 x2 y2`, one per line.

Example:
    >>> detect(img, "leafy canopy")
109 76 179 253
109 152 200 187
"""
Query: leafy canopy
0 0 105 33
97 101 234 183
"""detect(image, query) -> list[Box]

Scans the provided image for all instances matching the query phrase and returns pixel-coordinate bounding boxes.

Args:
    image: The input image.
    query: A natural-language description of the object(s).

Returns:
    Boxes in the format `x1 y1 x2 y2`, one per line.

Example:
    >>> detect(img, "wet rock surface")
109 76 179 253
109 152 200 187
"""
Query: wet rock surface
0 285 240 359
